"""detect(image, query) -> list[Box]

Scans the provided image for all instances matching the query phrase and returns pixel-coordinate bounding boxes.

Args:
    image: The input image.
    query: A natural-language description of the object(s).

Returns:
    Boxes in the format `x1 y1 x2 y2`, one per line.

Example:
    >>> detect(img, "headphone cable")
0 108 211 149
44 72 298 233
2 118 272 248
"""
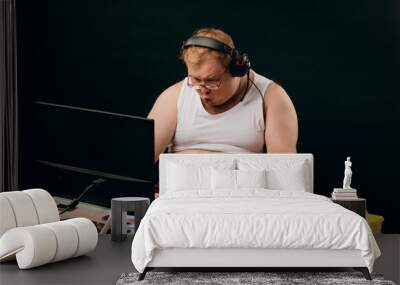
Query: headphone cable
240 71 265 102
240 71 250 102
240 70 266 122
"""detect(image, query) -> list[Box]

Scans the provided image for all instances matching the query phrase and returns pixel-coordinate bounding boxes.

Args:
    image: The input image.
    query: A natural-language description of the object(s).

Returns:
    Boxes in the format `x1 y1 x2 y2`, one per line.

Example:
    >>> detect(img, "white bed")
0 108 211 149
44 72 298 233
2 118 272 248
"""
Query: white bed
131 154 380 280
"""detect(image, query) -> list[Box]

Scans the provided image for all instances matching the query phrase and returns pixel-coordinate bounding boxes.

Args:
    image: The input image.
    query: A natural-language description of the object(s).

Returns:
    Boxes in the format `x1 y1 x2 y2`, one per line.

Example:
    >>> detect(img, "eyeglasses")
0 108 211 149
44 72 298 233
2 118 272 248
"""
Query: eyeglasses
187 72 225 90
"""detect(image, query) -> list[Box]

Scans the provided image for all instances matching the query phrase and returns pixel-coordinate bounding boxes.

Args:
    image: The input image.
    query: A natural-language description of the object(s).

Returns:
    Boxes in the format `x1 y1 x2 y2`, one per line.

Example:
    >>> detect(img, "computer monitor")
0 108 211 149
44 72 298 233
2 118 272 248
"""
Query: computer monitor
33 101 155 206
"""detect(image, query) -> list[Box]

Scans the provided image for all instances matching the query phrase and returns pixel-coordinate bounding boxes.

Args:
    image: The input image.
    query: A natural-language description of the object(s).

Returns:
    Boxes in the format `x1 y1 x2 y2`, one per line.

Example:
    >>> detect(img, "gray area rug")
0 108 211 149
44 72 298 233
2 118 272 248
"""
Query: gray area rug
116 271 396 285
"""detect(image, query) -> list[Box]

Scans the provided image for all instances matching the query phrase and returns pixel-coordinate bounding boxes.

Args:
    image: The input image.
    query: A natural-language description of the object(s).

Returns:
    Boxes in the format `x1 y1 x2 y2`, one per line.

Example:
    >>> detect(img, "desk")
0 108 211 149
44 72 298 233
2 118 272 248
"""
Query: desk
0 235 133 285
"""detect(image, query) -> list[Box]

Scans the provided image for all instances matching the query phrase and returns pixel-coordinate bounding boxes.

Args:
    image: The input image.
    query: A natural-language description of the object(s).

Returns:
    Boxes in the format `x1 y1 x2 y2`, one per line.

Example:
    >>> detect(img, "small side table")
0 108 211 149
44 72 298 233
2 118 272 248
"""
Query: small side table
111 197 150 242
331 198 366 218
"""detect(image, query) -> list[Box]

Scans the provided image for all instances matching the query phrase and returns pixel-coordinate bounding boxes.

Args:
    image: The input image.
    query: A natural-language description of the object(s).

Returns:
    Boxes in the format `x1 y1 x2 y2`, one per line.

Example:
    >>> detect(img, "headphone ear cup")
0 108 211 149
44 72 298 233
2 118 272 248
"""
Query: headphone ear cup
229 51 250 77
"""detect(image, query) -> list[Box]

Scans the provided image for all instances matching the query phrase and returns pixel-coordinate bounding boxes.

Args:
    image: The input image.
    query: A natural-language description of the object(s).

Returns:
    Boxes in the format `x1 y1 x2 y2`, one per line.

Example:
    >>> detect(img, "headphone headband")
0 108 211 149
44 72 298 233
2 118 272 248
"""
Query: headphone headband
181 36 250 77
182 36 234 56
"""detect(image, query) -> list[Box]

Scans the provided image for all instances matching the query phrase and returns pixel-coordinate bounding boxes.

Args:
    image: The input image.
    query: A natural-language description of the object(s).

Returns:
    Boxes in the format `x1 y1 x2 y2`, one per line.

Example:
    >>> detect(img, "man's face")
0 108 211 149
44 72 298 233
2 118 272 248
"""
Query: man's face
186 57 237 107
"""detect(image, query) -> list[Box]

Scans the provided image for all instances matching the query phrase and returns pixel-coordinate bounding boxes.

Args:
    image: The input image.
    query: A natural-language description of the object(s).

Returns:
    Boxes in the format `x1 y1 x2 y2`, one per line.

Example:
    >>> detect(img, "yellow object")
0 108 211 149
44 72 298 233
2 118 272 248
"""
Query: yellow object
366 212 384 234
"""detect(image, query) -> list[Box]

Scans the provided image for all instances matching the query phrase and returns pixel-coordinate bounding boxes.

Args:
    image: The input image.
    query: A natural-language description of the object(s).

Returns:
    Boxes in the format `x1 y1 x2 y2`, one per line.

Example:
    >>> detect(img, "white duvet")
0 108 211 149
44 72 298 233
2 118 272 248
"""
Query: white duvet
131 190 380 273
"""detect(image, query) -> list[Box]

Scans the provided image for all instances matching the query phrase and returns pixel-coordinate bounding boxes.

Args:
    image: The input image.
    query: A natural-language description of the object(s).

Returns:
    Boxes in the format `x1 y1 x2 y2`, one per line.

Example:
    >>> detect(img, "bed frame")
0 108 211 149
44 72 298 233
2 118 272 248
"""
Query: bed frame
139 154 371 280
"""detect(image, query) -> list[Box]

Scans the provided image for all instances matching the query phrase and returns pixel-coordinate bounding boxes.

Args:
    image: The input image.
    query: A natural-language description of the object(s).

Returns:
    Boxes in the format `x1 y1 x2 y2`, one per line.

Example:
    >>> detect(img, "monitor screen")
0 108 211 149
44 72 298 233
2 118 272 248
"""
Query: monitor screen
33 101 154 206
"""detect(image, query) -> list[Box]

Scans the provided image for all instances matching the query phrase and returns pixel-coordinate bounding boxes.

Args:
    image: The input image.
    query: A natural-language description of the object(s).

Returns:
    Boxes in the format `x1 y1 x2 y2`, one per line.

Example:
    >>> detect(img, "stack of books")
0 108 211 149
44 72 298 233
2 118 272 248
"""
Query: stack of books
331 188 358 200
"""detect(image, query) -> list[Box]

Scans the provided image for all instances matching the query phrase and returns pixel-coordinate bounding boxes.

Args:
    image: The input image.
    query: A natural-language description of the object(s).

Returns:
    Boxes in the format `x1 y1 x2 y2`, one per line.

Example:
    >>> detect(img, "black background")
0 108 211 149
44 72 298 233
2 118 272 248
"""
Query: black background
16 0 400 232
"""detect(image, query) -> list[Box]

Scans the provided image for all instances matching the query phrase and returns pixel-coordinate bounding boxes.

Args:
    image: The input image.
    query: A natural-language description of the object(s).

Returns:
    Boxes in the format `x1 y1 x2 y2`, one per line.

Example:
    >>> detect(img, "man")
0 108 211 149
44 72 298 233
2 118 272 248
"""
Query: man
148 27 298 161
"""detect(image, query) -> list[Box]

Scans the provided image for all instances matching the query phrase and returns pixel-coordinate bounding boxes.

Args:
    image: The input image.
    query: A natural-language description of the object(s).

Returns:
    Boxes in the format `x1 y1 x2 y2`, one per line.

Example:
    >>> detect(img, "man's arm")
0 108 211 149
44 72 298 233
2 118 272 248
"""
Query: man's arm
147 81 182 161
264 82 298 153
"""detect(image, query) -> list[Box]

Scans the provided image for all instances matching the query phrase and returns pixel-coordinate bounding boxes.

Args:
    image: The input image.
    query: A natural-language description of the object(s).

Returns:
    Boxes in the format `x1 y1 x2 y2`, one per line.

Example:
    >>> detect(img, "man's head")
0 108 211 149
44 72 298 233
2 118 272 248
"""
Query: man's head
180 28 248 107
180 28 234 73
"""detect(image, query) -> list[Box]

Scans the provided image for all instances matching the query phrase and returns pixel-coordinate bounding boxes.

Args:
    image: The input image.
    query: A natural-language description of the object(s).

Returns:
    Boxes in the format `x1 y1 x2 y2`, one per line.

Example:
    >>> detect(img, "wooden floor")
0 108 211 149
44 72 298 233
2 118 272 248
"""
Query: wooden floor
0 234 398 284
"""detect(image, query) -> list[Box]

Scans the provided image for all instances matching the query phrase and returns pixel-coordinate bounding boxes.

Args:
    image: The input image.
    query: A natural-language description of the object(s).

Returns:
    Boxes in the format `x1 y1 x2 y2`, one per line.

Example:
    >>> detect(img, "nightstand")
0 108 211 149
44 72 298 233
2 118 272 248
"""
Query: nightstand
111 197 150 241
331 198 366 218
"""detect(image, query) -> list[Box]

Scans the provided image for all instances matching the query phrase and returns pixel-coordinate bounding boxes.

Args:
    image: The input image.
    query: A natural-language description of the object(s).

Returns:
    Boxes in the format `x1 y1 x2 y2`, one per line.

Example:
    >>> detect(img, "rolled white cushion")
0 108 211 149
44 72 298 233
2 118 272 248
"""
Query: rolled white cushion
1 191 39 227
63 218 98 257
42 221 79 262
0 189 60 238
23 189 60 224
0 218 98 269
0 196 17 237
0 225 57 269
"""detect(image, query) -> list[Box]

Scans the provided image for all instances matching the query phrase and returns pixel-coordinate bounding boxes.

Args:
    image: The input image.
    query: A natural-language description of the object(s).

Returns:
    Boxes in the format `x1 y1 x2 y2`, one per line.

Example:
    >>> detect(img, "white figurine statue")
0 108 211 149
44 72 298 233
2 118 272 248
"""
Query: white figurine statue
343 157 353 189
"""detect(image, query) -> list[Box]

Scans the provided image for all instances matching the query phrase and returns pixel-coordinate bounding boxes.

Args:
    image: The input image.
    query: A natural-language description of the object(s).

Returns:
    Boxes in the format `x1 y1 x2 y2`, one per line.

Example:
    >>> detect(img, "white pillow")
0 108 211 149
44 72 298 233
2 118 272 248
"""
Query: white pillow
211 169 267 190
211 168 236 190
168 163 210 191
237 169 267 188
167 160 235 191
266 165 307 191
238 159 309 191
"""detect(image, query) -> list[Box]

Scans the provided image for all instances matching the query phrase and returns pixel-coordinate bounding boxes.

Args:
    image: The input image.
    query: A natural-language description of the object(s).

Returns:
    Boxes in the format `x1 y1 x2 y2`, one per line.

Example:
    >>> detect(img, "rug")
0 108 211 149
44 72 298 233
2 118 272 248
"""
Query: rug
116 271 396 285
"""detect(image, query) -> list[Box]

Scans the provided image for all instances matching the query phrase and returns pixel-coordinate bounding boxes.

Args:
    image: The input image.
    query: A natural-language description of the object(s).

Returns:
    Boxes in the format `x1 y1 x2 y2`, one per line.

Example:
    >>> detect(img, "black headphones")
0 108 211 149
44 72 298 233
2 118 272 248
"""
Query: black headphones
181 36 251 77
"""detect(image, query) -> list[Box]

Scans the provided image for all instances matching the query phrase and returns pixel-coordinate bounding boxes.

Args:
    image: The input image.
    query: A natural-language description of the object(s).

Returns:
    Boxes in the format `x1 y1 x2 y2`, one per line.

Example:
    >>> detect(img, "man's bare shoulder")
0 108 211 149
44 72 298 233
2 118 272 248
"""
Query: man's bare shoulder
264 81 288 104
158 81 184 102
148 81 184 118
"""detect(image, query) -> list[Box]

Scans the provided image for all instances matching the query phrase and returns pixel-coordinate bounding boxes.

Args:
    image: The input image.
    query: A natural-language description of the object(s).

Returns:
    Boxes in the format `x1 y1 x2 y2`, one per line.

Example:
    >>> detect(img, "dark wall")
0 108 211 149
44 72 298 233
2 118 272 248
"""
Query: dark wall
17 1 400 231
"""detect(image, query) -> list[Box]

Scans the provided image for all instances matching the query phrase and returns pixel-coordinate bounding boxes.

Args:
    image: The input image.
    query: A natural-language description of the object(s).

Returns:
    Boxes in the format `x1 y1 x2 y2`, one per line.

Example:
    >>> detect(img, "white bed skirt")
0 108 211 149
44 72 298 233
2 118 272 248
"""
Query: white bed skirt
147 248 366 268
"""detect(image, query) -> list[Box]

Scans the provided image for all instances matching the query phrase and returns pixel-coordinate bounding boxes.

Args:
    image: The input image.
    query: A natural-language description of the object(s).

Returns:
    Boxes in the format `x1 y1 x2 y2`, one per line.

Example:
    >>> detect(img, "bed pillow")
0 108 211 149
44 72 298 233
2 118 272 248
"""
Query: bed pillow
238 159 309 191
236 169 267 188
167 160 235 191
211 168 236 190
211 168 267 190
266 165 307 191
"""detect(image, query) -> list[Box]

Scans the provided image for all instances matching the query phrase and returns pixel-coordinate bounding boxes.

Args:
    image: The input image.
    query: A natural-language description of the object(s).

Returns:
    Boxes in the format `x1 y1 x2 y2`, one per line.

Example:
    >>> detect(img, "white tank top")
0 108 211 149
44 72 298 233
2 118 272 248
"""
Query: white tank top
172 70 272 153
